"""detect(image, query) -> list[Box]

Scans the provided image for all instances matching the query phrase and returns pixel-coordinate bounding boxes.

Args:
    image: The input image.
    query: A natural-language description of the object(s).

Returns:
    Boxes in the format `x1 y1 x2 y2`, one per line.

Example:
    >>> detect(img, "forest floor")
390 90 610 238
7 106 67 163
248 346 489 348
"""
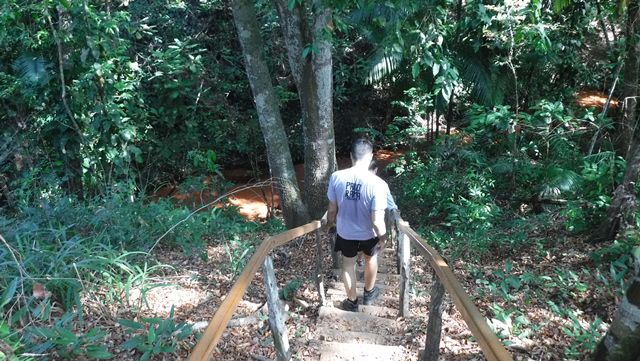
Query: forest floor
92 211 618 360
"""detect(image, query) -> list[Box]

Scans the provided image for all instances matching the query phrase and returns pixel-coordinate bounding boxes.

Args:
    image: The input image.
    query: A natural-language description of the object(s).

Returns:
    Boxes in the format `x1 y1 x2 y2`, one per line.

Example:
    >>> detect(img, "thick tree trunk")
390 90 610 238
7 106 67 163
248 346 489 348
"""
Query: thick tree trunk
592 0 640 243
592 140 640 242
593 259 640 360
615 0 639 156
231 0 309 228
274 0 337 219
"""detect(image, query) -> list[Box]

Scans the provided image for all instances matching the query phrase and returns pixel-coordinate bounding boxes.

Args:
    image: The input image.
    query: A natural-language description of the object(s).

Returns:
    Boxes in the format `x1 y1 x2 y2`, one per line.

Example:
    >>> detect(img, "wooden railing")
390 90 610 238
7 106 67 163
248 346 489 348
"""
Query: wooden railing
389 210 514 361
187 218 325 361
188 211 513 361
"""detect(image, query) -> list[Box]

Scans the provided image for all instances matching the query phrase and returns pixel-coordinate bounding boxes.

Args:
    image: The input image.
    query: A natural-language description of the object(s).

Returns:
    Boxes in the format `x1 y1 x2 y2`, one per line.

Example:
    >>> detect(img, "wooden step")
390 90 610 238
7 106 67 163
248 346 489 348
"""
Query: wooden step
317 306 399 334
356 264 398 275
327 293 399 310
326 299 400 317
315 326 399 345
319 341 409 361
326 287 398 299
329 281 397 292
332 269 400 282
358 304 399 318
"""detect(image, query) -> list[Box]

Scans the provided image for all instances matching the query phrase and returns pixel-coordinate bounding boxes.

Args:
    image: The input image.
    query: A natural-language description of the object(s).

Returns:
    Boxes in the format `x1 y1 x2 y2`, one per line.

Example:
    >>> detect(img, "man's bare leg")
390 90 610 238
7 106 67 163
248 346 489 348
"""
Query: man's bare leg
341 255 358 301
363 254 378 291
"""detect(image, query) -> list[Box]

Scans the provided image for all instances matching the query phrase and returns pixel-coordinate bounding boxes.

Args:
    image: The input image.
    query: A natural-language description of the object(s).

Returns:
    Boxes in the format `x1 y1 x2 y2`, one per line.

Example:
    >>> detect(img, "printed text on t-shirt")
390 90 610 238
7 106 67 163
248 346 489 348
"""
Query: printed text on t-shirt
345 182 362 200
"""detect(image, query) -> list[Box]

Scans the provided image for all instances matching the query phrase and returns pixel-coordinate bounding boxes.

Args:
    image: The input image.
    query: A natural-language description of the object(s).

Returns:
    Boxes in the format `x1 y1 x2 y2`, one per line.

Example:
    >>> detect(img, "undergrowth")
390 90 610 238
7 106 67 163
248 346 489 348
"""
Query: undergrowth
0 194 281 360
386 100 635 358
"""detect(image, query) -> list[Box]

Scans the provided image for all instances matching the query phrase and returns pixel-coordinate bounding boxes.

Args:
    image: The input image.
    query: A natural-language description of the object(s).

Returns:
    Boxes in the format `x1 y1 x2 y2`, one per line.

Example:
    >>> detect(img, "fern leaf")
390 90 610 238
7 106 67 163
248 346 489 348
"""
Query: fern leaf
548 133 575 159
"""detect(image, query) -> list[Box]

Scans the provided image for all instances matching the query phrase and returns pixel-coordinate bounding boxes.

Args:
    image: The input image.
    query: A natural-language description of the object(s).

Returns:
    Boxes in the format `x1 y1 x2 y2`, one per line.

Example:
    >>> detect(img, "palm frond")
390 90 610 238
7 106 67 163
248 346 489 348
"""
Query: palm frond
458 48 506 106
365 49 403 84
552 0 571 12
539 166 581 199
583 151 615 165
13 55 50 85
491 157 515 175
350 1 420 26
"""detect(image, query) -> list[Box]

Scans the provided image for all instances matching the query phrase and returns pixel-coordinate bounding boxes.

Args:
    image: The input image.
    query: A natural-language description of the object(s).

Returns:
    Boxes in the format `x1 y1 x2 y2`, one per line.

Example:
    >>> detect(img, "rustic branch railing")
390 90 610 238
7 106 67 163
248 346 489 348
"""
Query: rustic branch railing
187 218 323 361
390 209 513 361
188 209 512 361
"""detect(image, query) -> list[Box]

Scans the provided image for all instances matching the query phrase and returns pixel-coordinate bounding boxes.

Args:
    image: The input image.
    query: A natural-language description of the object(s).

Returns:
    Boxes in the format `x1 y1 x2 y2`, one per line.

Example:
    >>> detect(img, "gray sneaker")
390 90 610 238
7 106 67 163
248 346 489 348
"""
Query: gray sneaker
341 298 358 312
363 286 380 305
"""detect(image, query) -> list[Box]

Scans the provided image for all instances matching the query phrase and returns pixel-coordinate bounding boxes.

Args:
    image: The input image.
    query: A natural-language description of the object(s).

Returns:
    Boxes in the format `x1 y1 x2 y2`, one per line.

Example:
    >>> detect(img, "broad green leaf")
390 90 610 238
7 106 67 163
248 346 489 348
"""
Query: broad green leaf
120 337 142 351
0 278 18 308
411 62 420 79
147 326 156 343
86 345 114 359
117 319 145 330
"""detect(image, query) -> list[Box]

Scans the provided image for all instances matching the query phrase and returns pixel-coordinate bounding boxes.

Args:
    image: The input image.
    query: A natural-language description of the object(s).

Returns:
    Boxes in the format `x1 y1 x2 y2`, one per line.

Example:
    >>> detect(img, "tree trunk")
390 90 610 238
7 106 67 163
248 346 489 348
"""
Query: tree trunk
274 0 337 219
593 258 640 360
592 139 640 242
231 0 309 228
592 0 640 243
615 0 639 156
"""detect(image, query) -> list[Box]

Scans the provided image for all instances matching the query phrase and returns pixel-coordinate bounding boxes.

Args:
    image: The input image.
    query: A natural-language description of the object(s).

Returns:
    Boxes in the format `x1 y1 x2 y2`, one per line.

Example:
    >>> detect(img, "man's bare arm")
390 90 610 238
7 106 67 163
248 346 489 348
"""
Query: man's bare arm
326 201 338 229
372 209 387 244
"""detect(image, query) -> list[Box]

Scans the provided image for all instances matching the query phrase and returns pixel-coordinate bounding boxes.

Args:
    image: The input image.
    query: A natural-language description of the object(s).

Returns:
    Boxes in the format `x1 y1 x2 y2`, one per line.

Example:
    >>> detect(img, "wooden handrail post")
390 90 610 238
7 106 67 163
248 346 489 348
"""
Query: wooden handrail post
315 229 326 306
262 255 291 361
385 210 400 274
423 269 445 361
330 232 340 270
398 225 411 317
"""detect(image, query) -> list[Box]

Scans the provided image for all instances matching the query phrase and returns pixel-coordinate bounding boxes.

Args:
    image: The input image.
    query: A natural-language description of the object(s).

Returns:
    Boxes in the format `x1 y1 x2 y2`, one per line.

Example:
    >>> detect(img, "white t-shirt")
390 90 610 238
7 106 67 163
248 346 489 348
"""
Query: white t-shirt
374 176 398 210
327 167 388 240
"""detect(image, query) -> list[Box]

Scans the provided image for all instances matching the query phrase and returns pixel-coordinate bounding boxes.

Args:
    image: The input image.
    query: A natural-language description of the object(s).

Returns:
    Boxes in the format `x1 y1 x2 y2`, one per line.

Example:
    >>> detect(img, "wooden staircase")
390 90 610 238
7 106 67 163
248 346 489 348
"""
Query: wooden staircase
315 248 415 360
187 213 513 361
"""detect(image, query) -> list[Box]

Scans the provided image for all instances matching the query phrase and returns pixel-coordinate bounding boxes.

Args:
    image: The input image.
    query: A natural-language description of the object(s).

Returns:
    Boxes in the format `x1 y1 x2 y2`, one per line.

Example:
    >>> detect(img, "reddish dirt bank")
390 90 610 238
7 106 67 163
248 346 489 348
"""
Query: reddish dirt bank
576 90 619 110
151 150 404 220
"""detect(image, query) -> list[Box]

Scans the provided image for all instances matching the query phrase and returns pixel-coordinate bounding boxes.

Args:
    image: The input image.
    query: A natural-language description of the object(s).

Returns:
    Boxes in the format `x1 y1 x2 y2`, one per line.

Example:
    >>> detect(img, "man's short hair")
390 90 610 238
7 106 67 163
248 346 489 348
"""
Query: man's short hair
351 138 373 161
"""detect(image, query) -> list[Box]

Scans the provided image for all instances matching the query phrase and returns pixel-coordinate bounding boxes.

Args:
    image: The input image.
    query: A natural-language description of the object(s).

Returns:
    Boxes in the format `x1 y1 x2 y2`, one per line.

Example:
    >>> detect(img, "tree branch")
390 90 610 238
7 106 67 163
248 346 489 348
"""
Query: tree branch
45 6 83 138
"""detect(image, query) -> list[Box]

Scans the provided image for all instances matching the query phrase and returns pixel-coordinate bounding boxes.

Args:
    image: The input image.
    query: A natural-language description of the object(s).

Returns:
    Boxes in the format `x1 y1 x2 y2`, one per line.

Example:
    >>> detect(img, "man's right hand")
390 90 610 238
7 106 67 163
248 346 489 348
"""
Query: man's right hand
377 235 387 250
322 219 336 233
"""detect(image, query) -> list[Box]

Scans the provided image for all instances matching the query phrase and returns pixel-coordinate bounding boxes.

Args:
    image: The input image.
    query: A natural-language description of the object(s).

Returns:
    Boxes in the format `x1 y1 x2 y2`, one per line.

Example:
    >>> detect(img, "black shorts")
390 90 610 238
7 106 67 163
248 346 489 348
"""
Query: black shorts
334 234 381 258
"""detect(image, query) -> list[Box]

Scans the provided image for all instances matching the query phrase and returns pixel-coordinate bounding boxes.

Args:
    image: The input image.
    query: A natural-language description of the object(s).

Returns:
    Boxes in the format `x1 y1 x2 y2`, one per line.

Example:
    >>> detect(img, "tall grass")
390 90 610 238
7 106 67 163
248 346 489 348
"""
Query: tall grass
0 194 272 359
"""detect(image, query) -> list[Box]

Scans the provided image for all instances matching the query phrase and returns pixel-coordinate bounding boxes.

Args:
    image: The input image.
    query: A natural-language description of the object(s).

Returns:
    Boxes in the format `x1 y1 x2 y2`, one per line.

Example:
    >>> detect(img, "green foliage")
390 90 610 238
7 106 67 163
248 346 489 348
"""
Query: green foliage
548 301 605 359
280 278 303 301
0 0 267 206
224 235 257 276
118 306 192 361
0 190 273 358
487 303 531 340
26 313 113 359
0 320 30 361
13 56 49 86
392 141 499 237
